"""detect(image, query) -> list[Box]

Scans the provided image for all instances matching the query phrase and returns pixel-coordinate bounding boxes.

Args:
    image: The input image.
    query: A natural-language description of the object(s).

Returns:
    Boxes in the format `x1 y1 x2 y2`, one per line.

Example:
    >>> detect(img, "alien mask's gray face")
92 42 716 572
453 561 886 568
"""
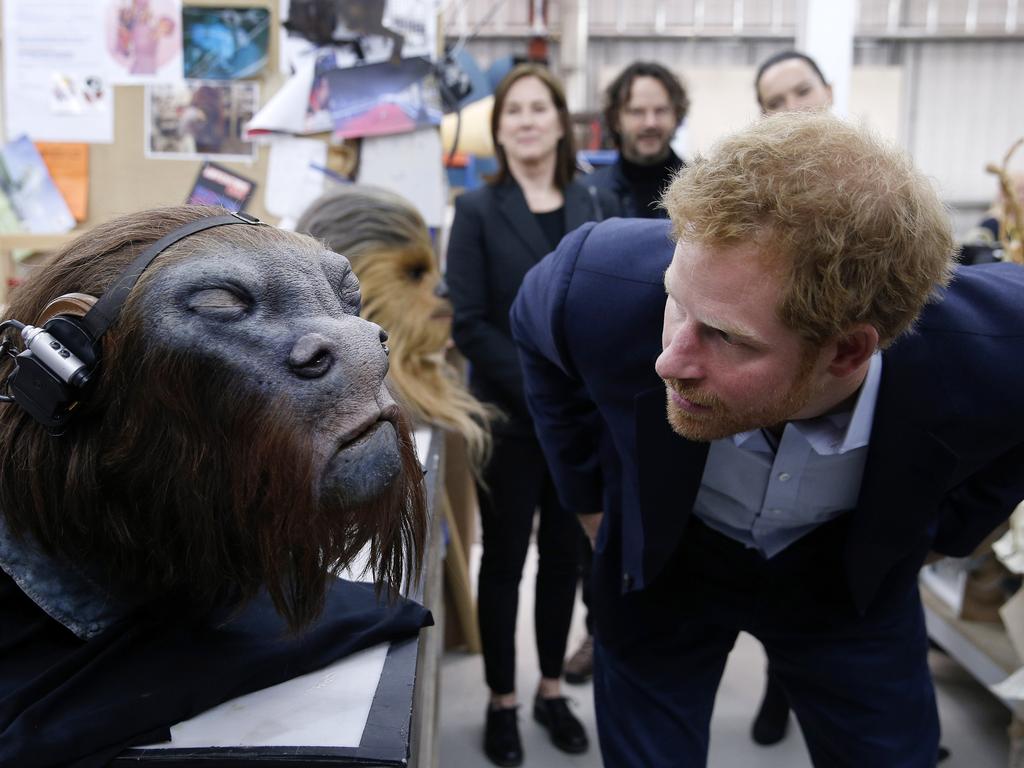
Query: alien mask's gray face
143 239 401 506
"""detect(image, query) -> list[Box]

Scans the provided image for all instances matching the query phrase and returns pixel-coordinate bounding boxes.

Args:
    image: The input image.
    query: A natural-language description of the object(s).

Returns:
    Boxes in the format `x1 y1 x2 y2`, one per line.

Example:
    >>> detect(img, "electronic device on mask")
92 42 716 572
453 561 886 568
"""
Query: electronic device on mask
0 211 263 431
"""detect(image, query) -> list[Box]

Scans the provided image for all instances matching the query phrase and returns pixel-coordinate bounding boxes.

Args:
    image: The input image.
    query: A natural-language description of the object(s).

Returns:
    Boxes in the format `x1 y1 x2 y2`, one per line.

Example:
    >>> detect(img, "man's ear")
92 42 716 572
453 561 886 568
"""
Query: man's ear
826 324 878 378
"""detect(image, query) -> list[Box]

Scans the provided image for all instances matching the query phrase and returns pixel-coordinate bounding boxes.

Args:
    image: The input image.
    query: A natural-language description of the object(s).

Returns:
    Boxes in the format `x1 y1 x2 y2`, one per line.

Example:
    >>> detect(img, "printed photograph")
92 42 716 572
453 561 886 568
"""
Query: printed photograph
183 7 270 80
104 0 184 83
186 161 255 211
0 137 75 233
321 57 441 140
146 80 259 160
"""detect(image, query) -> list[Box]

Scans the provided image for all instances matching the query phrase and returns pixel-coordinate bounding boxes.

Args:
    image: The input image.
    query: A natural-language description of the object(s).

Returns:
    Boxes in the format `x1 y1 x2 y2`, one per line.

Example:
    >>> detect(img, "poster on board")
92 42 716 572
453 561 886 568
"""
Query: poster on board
186 161 256 211
2 0 114 143
146 80 259 161
0 136 76 233
103 0 184 84
183 6 270 80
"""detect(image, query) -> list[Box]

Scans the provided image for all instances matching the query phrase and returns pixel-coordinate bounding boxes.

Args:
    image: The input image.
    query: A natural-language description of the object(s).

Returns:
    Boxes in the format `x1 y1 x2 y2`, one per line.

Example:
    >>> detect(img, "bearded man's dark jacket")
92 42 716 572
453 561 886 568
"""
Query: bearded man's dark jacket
586 150 684 219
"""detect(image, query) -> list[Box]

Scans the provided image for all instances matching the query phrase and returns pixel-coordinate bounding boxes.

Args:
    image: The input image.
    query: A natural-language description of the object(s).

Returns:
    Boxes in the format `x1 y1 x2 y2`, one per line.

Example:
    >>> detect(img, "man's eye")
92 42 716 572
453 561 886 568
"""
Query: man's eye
716 329 738 345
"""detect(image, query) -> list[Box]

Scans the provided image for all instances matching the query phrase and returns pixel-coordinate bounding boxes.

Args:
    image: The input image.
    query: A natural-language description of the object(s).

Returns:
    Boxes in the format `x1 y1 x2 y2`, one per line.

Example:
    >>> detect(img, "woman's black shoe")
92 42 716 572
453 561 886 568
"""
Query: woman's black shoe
484 704 523 767
533 695 589 754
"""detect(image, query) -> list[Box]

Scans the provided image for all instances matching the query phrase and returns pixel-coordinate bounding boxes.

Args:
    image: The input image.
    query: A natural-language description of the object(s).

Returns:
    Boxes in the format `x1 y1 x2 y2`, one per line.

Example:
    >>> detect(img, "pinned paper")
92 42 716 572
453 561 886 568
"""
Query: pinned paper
358 128 446 228
265 137 328 220
35 142 89 222
3 0 114 143
103 0 184 84
186 162 255 212
0 136 75 233
146 80 259 161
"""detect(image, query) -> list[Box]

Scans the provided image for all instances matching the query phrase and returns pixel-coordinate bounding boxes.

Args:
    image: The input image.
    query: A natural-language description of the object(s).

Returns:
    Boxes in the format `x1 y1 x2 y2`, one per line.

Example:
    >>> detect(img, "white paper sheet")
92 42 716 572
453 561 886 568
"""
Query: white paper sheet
143 643 391 748
357 128 446 228
2 0 114 143
247 56 317 137
265 137 328 219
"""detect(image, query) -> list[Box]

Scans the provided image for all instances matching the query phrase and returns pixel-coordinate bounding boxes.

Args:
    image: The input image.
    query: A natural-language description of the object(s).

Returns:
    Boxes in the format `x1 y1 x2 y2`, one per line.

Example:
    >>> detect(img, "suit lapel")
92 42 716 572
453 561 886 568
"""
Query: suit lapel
635 385 709 547
494 181 552 260
845 343 959 612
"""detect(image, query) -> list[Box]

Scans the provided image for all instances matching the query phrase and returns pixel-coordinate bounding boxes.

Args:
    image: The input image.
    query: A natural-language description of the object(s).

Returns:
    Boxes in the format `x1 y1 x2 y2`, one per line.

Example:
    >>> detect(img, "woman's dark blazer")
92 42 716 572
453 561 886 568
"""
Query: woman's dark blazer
447 177 621 436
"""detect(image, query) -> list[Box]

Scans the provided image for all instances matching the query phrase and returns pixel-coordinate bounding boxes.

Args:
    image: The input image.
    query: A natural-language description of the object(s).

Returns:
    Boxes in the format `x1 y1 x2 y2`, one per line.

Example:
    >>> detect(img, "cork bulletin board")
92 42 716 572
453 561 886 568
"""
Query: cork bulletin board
0 0 286 298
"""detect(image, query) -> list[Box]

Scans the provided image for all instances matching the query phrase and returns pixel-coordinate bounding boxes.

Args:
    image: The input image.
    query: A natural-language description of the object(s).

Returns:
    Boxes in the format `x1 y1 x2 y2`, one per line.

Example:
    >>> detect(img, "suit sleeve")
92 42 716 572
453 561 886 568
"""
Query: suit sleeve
510 222 605 514
446 193 527 409
932 441 1024 556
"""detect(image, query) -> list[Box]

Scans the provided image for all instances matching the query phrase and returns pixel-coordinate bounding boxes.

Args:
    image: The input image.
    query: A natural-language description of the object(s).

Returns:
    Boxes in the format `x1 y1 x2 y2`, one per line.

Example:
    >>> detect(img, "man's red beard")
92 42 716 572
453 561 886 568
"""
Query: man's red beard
663 350 819 442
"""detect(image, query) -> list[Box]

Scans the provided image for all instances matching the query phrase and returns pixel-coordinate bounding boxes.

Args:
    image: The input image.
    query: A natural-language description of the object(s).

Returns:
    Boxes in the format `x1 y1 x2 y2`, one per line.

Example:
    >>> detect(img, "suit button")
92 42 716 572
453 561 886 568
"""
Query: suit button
622 572 633 589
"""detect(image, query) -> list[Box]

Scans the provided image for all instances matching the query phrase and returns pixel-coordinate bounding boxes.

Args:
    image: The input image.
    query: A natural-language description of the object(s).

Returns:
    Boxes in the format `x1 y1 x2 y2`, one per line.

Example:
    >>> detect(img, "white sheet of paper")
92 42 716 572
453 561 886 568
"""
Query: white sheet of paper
357 129 446 228
143 643 390 748
265 137 328 219
2 0 114 143
247 56 314 137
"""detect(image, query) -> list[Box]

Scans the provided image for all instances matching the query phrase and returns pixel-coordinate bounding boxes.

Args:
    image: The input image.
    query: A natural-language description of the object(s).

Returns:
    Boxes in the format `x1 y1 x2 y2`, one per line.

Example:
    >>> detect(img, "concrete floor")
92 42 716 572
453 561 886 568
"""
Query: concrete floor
440 542 1012 767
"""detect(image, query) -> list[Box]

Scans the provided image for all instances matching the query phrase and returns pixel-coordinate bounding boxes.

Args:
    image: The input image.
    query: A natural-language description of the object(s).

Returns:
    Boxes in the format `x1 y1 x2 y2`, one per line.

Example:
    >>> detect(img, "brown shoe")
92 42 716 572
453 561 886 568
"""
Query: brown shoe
563 635 593 685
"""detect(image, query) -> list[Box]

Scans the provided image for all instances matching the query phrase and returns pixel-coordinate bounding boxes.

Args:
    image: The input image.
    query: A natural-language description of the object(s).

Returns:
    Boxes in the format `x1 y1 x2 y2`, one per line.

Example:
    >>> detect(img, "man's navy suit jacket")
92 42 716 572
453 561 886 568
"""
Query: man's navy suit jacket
510 217 1024 632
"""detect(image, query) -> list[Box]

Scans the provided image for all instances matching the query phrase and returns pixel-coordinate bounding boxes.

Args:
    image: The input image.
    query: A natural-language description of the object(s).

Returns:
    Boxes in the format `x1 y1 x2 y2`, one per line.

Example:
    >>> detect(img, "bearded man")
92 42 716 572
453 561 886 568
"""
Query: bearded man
588 61 688 219
510 111 1024 767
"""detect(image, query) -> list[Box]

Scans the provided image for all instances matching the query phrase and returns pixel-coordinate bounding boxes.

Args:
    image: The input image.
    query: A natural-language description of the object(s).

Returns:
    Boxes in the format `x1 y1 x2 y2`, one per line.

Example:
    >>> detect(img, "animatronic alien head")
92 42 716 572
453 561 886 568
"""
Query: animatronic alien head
0 206 426 631
297 185 491 467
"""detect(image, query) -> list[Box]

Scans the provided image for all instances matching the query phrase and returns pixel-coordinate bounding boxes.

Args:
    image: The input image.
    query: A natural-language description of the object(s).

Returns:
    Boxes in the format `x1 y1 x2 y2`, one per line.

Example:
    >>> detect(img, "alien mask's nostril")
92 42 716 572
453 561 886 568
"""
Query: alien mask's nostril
288 334 335 379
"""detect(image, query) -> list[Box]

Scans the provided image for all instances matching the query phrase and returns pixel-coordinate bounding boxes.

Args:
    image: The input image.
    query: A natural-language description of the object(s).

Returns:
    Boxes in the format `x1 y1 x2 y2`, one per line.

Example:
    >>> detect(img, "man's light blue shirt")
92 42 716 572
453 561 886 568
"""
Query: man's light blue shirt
692 353 882 558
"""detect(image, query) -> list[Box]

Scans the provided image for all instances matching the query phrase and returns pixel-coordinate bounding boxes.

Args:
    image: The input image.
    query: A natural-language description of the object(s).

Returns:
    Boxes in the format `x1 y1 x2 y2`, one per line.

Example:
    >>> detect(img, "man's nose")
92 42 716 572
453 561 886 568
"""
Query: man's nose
655 327 704 381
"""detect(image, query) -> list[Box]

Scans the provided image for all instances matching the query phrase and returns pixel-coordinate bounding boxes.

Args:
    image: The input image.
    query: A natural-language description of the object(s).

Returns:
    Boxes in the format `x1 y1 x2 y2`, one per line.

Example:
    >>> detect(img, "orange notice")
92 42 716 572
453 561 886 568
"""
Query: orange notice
34 142 89 222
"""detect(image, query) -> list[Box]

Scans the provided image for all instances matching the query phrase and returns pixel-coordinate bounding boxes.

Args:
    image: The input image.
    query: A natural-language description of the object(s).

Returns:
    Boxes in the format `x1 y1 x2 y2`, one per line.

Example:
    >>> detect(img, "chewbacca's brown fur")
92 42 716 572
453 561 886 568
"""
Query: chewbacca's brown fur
0 206 426 632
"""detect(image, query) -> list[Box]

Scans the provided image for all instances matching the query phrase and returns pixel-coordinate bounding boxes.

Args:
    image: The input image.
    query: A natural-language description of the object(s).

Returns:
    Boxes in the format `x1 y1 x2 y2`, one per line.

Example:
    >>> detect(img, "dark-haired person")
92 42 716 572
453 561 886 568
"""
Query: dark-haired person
511 111 1024 767
445 63 620 767
755 50 833 115
588 61 688 219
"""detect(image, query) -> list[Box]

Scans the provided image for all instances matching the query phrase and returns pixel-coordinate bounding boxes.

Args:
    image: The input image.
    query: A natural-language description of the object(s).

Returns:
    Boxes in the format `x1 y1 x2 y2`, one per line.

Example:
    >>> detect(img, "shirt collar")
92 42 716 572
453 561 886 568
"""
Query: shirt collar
732 352 882 456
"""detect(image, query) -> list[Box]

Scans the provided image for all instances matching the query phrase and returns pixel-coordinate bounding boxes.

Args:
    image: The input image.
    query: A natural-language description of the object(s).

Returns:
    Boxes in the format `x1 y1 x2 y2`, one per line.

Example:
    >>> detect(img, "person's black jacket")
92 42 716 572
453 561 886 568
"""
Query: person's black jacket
588 150 684 219
446 178 621 436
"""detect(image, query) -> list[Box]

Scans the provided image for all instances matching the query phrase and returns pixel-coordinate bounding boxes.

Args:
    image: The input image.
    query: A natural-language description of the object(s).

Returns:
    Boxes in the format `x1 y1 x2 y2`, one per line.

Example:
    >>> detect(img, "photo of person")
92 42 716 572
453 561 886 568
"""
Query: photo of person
146 80 259 160
105 0 183 83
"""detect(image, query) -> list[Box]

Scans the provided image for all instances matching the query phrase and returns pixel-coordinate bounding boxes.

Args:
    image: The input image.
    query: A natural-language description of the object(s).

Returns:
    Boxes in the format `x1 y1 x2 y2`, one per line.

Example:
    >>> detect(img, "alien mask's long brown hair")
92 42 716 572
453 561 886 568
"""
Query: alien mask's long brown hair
0 205 426 632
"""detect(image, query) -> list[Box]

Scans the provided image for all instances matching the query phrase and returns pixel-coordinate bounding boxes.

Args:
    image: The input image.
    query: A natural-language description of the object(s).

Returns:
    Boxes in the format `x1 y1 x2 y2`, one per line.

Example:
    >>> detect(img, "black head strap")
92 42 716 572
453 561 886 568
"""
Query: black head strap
81 212 262 339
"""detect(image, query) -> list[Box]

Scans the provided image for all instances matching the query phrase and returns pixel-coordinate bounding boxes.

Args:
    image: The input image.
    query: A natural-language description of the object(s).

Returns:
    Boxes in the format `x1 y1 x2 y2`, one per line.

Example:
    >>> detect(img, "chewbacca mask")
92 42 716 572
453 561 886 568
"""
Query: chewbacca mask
0 206 426 632
296 185 491 467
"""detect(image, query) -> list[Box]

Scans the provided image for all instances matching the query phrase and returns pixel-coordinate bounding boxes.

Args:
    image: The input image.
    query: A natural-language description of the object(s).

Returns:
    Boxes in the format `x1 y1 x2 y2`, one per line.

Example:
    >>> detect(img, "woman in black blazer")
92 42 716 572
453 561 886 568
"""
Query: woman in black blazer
446 64 620 767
